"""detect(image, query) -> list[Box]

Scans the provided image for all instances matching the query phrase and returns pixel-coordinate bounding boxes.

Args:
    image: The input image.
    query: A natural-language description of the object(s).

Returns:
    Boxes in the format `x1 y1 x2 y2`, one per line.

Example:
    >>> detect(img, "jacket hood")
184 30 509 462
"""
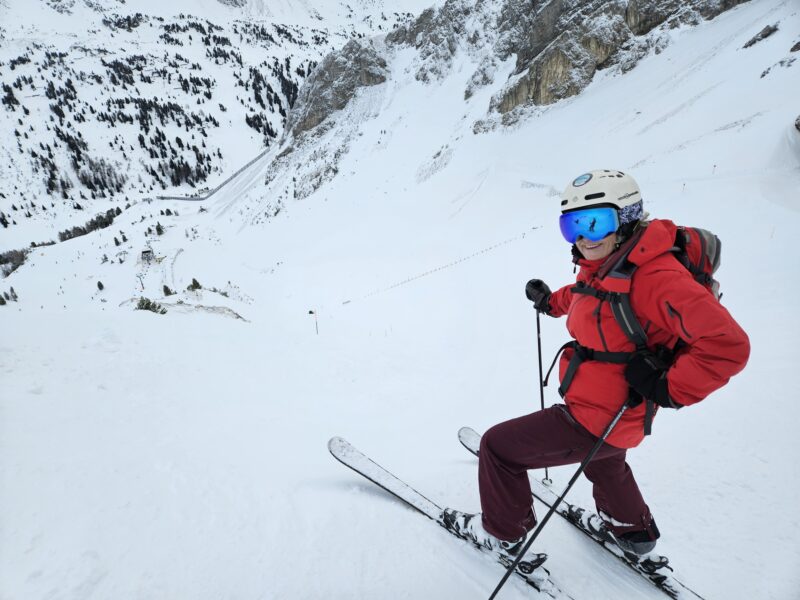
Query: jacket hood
625 219 679 267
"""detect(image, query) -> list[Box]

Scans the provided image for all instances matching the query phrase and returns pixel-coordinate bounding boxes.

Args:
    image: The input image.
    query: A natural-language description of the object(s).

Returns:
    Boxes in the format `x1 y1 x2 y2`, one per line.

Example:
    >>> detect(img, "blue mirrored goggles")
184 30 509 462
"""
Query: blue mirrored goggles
559 206 619 244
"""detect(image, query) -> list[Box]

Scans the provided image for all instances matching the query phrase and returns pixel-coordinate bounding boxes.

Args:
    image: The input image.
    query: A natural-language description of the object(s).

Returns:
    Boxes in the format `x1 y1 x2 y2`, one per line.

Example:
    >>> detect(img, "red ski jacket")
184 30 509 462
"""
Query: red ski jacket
548 219 750 448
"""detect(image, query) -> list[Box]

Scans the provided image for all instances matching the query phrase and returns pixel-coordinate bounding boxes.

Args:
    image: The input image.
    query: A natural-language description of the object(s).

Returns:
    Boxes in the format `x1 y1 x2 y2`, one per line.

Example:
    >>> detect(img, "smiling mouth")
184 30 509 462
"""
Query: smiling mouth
582 242 602 250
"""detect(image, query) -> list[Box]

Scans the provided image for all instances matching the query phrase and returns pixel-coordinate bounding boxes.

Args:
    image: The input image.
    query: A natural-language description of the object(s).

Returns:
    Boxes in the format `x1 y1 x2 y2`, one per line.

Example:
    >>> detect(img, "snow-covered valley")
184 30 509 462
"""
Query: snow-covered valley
0 0 423 245
2 0 799 598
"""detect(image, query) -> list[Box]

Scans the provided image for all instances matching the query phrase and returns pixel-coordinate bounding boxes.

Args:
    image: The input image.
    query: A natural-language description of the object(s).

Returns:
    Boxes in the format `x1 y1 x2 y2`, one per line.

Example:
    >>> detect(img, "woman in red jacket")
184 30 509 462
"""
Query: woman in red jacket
444 169 750 558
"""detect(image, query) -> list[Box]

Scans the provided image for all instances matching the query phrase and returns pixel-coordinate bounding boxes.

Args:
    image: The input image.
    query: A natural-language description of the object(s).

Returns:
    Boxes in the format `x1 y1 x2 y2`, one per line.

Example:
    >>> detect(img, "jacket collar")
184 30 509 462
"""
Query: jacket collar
575 219 679 281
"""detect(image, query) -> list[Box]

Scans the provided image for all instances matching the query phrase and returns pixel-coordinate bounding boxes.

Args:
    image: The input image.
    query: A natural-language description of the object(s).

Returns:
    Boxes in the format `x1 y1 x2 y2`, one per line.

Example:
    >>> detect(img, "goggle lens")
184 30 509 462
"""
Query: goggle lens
559 207 619 244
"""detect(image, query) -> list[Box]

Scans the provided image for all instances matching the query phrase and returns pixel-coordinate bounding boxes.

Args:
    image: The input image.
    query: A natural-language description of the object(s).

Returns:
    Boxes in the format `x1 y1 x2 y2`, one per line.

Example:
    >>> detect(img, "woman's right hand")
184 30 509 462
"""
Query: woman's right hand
525 279 552 313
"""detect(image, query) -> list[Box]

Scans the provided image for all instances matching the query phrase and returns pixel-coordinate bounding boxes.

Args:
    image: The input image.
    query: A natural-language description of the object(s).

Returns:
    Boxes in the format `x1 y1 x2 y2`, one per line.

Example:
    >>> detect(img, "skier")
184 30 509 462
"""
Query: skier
444 169 750 557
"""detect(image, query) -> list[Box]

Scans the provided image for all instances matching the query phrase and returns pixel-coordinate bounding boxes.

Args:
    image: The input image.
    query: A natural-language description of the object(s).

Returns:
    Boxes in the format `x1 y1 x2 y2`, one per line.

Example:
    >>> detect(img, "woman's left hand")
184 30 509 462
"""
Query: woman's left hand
625 351 683 409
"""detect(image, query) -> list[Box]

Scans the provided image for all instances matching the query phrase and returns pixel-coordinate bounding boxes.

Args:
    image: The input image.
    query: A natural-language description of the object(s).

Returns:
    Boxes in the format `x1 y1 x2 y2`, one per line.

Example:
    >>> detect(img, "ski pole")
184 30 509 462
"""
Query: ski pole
535 309 551 485
488 400 631 600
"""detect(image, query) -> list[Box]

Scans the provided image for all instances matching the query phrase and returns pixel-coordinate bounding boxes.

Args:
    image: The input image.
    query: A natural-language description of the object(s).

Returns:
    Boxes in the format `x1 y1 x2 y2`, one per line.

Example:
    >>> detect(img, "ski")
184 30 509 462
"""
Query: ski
328 436 572 599
458 426 707 600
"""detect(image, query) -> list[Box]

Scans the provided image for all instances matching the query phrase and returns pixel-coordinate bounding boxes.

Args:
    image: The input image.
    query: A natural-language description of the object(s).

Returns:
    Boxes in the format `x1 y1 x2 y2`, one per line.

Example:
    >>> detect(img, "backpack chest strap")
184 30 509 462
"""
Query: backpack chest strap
543 340 655 436
571 283 649 348
543 341 632 397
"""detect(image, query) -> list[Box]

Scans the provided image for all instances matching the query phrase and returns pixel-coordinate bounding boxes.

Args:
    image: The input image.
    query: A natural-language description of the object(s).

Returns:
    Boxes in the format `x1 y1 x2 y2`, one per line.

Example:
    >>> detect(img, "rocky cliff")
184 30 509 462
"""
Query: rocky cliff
292 0 751 132
490 0 749 110
286 39 389 136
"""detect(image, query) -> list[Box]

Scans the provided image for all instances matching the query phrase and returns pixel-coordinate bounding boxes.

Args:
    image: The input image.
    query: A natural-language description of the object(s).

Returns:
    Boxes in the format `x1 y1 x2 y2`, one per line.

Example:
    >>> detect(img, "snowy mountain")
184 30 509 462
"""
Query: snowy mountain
2 0 799 599
0 0 427 246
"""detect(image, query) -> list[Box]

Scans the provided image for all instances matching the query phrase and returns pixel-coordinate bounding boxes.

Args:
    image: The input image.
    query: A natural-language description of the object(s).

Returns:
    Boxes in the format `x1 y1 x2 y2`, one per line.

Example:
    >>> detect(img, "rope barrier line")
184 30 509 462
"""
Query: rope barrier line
342 226 541 305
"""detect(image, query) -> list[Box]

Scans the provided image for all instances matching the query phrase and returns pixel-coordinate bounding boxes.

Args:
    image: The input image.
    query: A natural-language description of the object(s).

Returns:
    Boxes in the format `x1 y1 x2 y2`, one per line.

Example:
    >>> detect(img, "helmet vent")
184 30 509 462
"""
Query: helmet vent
584 192 605 200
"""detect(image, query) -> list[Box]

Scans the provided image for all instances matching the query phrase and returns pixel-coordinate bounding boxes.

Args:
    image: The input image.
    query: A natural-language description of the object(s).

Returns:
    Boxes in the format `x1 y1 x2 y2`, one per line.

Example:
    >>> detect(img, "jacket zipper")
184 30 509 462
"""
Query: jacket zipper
594 300 610 351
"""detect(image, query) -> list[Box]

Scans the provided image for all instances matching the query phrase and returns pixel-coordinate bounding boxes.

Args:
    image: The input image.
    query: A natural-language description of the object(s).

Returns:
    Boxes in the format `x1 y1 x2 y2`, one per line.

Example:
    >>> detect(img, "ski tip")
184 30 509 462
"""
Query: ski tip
457 426 481 457
328 436 347 453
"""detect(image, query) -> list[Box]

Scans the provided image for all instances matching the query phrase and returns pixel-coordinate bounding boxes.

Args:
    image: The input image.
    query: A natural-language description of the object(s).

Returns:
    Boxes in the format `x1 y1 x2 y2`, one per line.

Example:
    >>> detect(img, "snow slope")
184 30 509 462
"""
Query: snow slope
1 0 799 599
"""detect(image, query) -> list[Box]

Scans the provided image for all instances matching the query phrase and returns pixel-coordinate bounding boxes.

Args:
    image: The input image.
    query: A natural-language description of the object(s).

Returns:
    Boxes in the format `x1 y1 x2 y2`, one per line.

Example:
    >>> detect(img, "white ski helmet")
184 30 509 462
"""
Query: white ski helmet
560 170 644 226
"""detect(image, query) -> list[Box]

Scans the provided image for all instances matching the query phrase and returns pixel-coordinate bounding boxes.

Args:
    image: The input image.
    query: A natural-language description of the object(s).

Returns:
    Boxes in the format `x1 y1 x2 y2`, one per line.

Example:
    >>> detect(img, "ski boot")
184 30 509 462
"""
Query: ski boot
441 510 528 557
567 505 660 555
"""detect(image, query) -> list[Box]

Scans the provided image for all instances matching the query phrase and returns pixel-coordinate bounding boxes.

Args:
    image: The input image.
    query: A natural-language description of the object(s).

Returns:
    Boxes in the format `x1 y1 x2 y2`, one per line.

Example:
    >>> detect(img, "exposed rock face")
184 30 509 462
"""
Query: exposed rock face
45 0 76 13
625 0 685 35
494 0 750 112
387 0 750 114
386 0 475 83
282 0 752 140
795 115 800 133
495 0 633 109
743 23 779 49
285 39 388 136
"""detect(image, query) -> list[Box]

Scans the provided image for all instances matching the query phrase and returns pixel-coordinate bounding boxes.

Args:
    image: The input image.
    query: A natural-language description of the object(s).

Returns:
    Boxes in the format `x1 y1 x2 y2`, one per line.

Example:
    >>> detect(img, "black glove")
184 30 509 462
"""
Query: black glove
625 350 682 409
525 279 552 313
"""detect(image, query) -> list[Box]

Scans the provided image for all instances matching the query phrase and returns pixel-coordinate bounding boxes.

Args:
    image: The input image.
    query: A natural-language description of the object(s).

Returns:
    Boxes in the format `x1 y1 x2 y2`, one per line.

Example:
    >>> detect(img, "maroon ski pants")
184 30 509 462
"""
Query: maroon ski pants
479 405 653 541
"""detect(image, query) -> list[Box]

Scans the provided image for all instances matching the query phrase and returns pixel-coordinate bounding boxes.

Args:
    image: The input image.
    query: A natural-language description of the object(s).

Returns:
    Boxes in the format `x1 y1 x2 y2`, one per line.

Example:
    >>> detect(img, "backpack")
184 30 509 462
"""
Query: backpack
672 227 722 299
596 225 722 348
546 224 722 435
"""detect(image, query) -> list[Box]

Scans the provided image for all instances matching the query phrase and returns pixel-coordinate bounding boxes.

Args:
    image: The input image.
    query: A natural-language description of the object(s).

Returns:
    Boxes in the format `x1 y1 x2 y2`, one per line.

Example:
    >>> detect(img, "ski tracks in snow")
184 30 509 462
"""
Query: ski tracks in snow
168 248 183 291
631 111 766 169
651 0 791 95
636 84 721 136
448 167 490 218
633 0 790 140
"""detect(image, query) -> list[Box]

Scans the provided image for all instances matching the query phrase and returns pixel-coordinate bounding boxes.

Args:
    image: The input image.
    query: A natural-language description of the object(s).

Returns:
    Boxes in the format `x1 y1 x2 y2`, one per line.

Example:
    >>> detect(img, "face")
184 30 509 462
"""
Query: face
576 232 617 260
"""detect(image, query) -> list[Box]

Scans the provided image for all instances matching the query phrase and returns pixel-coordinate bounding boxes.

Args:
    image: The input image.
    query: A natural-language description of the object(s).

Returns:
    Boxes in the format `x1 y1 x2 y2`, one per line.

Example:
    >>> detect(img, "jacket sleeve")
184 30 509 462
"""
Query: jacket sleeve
547 283 575 318
633 262 750 406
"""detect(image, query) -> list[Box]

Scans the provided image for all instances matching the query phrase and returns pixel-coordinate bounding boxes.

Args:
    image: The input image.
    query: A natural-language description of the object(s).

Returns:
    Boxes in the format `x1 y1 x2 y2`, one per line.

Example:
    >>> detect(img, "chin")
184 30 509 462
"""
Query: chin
582 249 609 260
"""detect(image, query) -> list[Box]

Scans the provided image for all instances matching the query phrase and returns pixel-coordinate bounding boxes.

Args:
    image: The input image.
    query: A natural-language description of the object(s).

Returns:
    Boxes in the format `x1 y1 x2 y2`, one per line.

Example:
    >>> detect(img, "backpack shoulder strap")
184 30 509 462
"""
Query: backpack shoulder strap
589 227 650 349
608 293 648 348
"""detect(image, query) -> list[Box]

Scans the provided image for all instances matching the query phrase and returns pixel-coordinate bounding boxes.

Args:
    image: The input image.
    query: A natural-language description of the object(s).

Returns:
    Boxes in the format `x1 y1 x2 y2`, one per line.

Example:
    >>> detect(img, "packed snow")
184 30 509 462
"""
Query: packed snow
1 0 799 599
